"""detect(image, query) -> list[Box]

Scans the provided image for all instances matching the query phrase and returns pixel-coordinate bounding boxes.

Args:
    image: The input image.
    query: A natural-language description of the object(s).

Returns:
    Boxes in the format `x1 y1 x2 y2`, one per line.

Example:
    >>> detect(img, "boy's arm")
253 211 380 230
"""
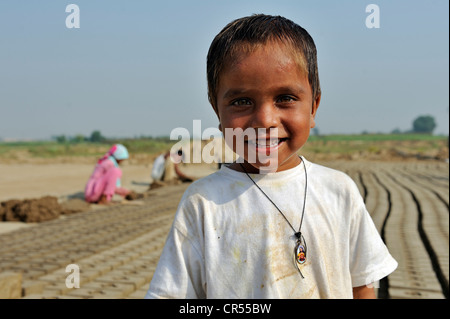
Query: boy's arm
352 285 376 299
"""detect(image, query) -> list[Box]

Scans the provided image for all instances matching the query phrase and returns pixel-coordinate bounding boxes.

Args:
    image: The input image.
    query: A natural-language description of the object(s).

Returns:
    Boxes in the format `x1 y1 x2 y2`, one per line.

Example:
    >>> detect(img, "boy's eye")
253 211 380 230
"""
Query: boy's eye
276 95 296 103
231 98 252 106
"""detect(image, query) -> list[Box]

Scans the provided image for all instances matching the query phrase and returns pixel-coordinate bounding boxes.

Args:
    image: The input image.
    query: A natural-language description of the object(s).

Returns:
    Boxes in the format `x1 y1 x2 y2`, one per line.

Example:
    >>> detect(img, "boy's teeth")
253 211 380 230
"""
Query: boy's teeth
249 139 280 147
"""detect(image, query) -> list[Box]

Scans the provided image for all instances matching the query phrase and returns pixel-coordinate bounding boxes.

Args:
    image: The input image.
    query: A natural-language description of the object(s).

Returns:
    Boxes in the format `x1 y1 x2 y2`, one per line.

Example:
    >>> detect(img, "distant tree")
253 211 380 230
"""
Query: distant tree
71 134 86 143
412 115 436 134
89 130 105 143
54 135 67 143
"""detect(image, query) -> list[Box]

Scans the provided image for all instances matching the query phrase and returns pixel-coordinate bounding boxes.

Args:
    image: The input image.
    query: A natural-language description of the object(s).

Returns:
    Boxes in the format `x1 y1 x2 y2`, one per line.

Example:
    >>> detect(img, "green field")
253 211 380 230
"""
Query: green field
303 134 448 158
0 138 173 160
308 133 447 142
0 134 447 162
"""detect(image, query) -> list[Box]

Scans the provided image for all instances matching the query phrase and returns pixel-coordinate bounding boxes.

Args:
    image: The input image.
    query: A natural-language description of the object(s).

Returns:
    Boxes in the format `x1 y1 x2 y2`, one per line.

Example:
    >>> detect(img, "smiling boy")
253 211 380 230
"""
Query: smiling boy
214 36 318 174
146 14 397 299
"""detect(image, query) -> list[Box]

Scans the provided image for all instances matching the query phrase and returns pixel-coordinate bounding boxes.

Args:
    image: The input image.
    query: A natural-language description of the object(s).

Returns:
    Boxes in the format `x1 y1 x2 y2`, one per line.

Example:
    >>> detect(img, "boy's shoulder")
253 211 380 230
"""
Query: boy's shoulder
308 160 361 195
182 166 239 198
308 160 350 179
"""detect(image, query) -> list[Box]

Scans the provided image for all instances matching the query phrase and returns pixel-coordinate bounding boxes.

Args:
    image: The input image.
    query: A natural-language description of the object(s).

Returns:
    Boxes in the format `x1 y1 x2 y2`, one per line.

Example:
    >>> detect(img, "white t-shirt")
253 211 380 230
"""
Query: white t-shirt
146 158 397 299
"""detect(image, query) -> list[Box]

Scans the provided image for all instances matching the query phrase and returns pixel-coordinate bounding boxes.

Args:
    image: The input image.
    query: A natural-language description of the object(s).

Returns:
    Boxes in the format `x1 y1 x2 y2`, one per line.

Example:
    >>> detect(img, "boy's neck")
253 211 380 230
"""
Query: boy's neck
228 156 303 174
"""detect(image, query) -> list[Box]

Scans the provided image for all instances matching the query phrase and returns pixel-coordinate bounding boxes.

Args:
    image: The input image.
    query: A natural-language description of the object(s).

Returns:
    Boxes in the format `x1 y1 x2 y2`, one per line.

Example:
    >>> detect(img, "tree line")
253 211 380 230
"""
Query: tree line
53 130 106 143
52 131 173 144
53 115 439 144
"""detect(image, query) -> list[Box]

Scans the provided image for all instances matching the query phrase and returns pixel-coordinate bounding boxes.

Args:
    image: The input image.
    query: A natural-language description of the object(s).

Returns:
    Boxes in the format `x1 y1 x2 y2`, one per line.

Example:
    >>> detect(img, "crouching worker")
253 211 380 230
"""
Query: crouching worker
150 149 194 189
84 144 131 204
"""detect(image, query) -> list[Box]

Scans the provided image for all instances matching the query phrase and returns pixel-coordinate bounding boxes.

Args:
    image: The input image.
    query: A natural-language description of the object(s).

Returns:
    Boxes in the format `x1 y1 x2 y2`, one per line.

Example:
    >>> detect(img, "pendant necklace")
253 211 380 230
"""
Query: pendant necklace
239 156 308 279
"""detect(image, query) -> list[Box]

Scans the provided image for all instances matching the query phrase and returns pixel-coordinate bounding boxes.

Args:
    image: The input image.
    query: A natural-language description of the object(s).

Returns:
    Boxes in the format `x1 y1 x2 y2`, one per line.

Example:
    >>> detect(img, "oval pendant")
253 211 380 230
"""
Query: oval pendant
295 242 307 264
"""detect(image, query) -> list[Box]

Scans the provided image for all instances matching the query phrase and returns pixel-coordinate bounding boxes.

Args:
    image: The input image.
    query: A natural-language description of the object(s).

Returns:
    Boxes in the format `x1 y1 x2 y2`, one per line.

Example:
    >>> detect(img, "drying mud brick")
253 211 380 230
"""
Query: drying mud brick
59 198 90 215
0 191 150 224
0 272 22 299
0 196 90 223
0 196 61 222
21 280 46 296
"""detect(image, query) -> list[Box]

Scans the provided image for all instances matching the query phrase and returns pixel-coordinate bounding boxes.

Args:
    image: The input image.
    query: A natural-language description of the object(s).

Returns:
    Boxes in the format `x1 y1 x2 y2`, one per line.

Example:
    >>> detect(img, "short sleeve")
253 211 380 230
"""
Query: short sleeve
348 195 398 287
145 196 206 299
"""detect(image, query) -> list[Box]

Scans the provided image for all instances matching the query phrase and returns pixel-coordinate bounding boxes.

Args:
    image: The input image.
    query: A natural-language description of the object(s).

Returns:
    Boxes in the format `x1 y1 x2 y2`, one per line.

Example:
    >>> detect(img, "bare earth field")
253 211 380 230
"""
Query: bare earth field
0 153 448 299
0 160 216 231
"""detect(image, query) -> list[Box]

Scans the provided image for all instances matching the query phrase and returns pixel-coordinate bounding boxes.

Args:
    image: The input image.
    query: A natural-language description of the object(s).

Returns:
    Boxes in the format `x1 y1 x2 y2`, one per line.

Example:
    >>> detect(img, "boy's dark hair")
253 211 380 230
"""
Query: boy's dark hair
207 14 321 110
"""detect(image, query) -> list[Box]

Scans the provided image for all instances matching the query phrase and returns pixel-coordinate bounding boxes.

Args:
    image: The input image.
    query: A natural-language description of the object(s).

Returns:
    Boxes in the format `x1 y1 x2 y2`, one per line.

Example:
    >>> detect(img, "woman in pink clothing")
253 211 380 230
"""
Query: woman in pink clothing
84 144 131 204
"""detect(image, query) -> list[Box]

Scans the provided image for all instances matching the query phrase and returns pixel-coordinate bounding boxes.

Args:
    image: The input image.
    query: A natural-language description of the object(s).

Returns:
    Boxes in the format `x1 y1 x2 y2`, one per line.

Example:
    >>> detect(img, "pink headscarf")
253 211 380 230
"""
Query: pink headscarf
97 145 118 164
98 144 129 164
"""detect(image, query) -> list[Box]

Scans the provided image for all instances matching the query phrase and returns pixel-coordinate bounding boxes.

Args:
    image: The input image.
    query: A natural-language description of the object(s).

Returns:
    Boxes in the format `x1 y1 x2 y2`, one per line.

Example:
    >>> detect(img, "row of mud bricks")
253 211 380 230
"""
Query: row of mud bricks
341 162 448 299
0 184 189 299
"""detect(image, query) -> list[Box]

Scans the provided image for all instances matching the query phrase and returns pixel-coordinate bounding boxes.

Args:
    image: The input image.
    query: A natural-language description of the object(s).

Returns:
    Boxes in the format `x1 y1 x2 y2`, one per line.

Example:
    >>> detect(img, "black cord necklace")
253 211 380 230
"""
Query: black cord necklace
239 156 308 279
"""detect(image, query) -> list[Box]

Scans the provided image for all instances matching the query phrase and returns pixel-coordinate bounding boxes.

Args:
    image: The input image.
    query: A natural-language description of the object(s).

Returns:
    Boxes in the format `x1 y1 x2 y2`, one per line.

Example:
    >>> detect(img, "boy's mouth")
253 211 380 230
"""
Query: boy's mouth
246 138 288 152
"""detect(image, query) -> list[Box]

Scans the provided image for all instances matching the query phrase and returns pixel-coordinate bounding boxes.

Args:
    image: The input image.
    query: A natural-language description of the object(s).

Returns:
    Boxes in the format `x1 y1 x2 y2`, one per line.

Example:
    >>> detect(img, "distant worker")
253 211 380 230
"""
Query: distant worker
150 149 193 189
84 144 131 204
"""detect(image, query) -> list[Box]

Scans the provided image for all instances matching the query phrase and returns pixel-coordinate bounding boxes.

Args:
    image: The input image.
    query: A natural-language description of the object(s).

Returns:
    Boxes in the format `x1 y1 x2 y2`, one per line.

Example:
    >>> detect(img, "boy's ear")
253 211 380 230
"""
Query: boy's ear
310 94 321 128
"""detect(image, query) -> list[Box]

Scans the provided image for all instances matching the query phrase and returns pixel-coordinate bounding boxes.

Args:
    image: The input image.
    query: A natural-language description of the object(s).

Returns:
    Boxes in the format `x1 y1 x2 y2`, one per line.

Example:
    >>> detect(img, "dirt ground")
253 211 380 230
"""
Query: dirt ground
0 163 148 202
0 160 217 233
0 161 218 201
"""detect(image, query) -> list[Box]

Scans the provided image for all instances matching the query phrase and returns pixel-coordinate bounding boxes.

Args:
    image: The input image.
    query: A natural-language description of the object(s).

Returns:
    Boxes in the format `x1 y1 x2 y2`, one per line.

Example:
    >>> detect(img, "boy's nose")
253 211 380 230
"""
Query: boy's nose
250 102 280 129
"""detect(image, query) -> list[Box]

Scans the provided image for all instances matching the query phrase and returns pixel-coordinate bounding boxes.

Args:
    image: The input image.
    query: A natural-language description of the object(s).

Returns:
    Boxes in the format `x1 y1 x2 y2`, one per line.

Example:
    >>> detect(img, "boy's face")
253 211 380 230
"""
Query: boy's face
214 41 320 173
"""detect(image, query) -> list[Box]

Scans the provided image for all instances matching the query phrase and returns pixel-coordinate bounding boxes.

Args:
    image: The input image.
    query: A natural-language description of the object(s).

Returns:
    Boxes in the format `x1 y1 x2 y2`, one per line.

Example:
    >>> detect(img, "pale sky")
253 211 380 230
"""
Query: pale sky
0 0 448 140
